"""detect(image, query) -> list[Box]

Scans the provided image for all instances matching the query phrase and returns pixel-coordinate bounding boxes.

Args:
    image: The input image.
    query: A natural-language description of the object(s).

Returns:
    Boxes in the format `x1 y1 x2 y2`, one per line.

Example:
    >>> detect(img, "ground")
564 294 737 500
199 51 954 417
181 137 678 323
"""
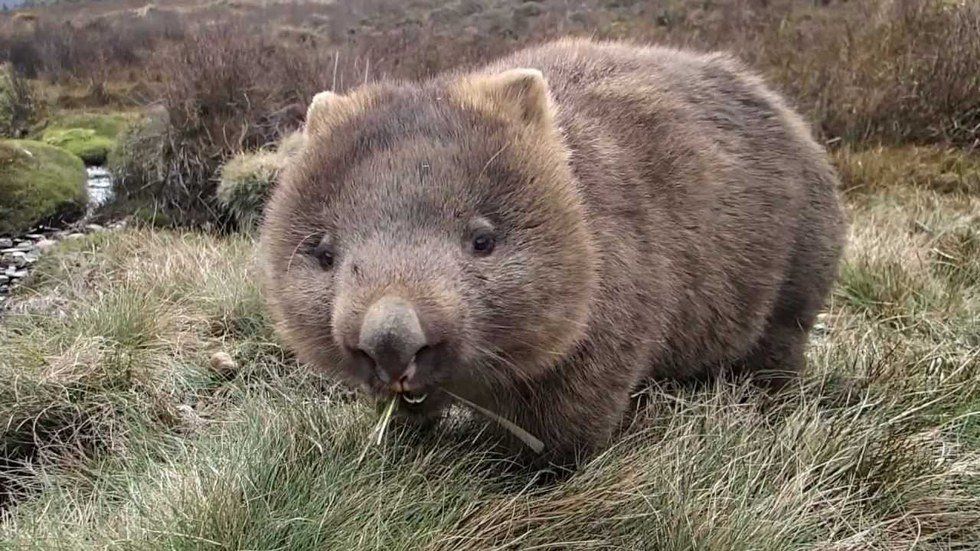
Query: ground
0 145 977 549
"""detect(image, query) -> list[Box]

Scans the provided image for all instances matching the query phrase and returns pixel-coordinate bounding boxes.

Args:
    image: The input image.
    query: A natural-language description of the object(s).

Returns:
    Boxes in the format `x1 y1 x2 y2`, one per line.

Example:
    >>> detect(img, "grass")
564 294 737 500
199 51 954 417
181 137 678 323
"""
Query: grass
0 138 86 235
0 146 977 548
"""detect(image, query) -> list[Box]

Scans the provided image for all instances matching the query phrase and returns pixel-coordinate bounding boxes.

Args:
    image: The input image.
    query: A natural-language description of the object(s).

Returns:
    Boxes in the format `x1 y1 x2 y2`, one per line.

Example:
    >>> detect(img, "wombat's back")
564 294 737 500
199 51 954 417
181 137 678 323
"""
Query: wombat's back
487 39 846 382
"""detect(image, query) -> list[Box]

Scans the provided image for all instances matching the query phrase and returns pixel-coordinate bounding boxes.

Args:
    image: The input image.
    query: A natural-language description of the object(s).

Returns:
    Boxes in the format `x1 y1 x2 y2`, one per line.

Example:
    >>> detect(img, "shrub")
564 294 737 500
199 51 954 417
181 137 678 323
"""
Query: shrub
0 63 42 139
216 131 304 231
102 109 171 225
0 139 87 235
216 151 281 232
107 27 325 228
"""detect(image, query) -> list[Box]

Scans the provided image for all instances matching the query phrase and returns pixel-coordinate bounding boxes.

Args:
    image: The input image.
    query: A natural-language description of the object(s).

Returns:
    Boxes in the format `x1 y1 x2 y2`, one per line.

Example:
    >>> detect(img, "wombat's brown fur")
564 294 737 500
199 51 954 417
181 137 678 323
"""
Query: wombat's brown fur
260 39 846 462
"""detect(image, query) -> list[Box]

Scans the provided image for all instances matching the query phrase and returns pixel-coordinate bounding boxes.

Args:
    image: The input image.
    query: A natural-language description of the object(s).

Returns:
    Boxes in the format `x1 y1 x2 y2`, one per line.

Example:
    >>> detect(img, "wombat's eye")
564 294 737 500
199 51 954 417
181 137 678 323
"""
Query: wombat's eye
471 232 496 256
312 239 334 269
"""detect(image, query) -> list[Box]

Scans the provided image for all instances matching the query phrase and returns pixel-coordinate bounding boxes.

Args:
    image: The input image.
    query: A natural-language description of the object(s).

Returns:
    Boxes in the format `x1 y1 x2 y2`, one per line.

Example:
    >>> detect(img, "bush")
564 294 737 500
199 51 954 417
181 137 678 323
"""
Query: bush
0 139 87 235
0 64 42 139
105 28 323 228
13 0 978 229
216 131 304 231
102 109 172 225
216 151 281 232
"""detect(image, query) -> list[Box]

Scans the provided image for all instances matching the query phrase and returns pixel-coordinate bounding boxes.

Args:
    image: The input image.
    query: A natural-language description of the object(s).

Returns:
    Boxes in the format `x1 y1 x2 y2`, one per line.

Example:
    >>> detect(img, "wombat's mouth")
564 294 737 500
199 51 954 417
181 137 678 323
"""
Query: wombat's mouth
401 391 428 404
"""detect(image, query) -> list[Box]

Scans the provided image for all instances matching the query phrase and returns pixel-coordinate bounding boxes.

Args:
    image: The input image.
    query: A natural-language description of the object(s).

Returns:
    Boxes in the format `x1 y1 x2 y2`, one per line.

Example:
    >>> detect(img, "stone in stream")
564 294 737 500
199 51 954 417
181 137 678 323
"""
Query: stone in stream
8 252 29 268
0 238 12 248
5 266 28 279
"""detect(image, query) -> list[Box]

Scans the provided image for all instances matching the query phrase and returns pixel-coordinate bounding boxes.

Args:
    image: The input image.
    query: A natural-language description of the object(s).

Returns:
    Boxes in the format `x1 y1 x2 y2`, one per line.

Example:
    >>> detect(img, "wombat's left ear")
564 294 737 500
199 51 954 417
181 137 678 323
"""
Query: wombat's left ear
305 90 366 138
457 68 554 127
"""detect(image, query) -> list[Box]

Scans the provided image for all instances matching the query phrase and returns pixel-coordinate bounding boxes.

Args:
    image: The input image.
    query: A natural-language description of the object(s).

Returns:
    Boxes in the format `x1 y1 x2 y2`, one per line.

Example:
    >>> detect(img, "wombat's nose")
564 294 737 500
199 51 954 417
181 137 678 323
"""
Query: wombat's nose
357 296 427 388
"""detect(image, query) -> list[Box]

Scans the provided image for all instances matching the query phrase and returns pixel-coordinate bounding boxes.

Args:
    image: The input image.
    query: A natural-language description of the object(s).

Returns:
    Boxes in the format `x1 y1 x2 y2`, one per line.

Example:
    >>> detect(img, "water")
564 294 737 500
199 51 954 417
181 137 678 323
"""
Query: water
86 166 114 208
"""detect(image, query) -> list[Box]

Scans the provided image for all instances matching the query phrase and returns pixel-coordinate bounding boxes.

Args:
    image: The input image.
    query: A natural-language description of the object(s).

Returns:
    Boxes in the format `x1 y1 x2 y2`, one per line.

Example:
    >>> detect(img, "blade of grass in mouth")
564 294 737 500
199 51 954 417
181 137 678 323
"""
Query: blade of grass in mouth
357 397 398 464
444 390 545 454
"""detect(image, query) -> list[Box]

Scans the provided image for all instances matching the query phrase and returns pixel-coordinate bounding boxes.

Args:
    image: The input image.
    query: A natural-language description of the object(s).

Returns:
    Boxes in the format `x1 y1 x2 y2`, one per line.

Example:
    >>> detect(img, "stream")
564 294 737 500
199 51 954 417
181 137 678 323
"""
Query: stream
86 166 114 209
1 166 116 309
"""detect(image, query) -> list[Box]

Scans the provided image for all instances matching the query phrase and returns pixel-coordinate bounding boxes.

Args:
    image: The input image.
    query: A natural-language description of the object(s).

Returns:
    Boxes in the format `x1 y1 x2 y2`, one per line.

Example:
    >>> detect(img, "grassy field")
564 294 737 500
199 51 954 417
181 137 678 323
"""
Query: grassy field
1 0 979 548
0 145 977 548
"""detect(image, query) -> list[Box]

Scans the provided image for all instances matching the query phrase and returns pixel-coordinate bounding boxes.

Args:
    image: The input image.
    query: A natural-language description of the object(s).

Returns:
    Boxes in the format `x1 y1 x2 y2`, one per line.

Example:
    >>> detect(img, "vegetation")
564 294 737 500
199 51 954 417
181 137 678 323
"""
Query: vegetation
4 0 977 228
216 131 304 231
0 148 978 546
0 139 86 235
0 0 977 548
37 111 134 164
0 63 41 139
40 127 112 164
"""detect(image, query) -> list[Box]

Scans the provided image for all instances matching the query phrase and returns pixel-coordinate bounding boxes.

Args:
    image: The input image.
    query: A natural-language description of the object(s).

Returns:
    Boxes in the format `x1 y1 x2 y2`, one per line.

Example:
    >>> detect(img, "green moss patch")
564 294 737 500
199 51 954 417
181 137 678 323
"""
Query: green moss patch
0 139 87 235
39 111 136 165
42 128 115 165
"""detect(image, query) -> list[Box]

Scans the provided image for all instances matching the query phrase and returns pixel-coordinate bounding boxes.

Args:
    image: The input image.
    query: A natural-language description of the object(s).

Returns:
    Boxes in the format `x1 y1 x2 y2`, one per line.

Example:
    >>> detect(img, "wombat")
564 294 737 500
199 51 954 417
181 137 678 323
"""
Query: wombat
259 39 846 461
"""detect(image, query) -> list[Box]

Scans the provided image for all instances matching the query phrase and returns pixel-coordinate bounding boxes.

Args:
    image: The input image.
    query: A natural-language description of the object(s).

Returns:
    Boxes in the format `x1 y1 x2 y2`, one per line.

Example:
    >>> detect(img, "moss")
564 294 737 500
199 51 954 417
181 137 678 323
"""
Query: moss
0 139 87 235
42 127 115 164
44 111 133 139
39 111 136 165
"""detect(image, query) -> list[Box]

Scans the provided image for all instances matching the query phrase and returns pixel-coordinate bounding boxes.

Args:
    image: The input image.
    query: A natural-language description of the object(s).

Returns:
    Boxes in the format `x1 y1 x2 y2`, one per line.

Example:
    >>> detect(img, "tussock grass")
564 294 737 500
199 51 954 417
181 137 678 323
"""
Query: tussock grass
1 148 979 547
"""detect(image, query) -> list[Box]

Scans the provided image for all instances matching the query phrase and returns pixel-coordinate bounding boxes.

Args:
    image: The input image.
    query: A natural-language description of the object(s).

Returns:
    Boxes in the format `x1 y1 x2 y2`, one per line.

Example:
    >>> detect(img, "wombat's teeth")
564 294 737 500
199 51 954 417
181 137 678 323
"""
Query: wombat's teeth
401 393 428 404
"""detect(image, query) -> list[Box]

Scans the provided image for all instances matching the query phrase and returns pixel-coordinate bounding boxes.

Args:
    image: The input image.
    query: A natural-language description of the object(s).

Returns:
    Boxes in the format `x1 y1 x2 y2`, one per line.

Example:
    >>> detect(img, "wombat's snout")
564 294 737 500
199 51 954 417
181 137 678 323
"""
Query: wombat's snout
353 296 437 392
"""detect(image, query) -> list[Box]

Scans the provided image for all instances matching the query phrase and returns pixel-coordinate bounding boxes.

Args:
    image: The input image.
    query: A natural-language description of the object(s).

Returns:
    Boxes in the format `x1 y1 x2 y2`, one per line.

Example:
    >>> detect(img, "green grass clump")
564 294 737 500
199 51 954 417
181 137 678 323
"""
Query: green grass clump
216 150 281 231
216 131 304 232
0 139 87 235
0 149 978 548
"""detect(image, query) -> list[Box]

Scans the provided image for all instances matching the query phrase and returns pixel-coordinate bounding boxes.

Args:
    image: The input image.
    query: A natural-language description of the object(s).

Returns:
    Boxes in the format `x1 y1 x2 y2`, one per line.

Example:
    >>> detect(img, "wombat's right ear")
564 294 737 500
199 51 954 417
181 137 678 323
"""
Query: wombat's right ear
304 90 363 138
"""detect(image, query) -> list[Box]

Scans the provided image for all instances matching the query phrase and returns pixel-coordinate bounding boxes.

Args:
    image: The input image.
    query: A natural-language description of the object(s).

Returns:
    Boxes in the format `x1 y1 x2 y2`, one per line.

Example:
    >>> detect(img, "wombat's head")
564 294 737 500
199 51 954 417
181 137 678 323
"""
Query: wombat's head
260 69 598 407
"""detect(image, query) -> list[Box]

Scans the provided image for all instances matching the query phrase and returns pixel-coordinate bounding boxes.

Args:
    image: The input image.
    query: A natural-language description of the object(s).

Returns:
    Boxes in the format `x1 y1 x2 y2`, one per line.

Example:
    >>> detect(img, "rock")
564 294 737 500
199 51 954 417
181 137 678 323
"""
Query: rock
0 238 12 248
9 252 28 267
175 404 205 429
35 238 57 253
66 233 86 240
85 224 104 232
1 246 32 254
6 268 28 279
209 351 240 378
0 275 8 285
24 233 44 240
